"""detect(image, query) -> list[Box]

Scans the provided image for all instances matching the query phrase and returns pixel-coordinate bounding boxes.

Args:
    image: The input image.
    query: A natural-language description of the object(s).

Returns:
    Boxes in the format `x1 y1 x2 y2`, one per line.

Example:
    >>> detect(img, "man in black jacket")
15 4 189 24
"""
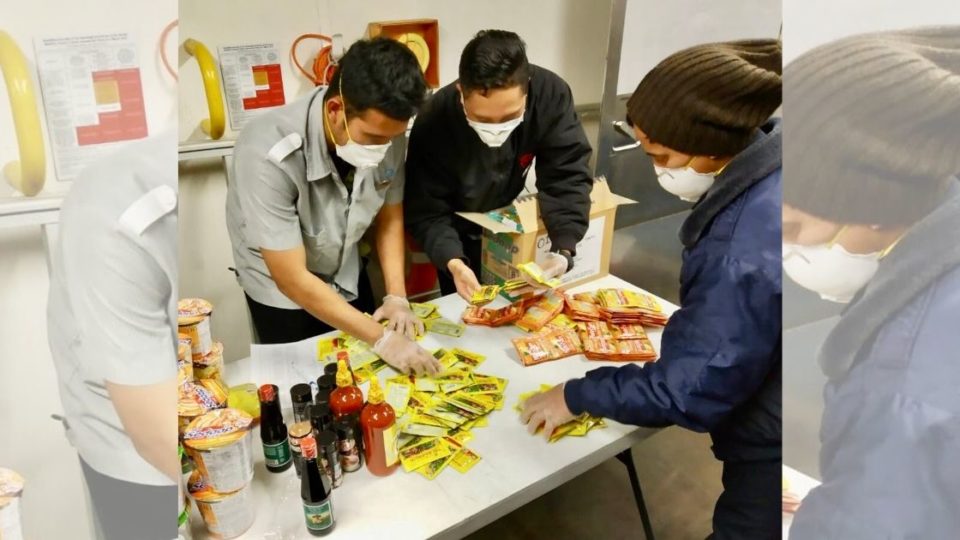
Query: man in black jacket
404 30 593 300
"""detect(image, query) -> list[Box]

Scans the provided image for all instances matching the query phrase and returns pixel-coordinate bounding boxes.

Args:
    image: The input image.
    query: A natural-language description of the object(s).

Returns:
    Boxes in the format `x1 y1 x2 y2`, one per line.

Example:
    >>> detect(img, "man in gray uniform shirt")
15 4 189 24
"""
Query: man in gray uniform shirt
226 37 439 375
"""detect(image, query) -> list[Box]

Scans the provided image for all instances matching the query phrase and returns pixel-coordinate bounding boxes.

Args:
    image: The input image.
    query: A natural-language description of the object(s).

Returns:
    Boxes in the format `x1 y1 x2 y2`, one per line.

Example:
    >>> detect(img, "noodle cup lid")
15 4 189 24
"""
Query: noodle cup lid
0 468 24 498
194 342 224 367
178 298 213 325
178 383 212 417
187 470 244 502
184 408 253 449
178 334 192 357
197 378 228 404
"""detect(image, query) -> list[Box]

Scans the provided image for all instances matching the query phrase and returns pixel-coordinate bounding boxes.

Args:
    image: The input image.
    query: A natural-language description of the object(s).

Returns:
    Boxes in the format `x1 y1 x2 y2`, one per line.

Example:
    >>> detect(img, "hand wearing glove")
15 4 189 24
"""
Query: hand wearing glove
520 382 576 441
373 329 441 377
519 251 572 292
372 295 424 339
447 258 481 302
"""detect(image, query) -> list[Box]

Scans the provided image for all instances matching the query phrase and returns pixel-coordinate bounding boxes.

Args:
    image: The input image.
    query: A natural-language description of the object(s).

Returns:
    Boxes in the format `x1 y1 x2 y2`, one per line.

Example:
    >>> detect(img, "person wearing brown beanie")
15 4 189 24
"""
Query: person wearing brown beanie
521 40 783 540
781 27 960 540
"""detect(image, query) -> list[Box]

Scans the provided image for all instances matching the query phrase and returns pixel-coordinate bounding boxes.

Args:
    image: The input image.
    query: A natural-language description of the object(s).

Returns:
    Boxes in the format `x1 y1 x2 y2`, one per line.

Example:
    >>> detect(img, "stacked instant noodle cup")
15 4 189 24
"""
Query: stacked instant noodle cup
177 299 227 437
178 299 248 538
183 408 256 539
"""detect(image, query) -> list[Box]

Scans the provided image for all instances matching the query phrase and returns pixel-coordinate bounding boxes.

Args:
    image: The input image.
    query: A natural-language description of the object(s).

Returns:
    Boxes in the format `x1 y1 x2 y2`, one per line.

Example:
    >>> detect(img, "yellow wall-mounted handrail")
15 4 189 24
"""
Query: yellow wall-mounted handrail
0 30 46 197
184 38 225 140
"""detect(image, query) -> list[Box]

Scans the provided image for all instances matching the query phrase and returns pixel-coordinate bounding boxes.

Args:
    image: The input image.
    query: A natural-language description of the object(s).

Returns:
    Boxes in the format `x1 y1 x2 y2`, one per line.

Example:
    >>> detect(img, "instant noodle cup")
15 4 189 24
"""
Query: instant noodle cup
194 342 224 381
178 380 228 436
178 333 194 387
183 408 254 493
178 298 214 361
0 468 25 540
187 470 254 539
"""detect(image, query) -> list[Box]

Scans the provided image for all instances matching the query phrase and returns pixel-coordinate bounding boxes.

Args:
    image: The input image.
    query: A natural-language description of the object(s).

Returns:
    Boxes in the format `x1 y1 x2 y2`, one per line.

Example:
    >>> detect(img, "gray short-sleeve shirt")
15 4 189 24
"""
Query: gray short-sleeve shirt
47 132 177 486
226 87 406 309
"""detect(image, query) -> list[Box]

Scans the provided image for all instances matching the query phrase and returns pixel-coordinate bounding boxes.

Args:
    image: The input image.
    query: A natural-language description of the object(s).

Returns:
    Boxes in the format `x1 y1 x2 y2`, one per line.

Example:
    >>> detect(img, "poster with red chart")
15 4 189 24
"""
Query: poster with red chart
218 44 286 131
35 33 149 181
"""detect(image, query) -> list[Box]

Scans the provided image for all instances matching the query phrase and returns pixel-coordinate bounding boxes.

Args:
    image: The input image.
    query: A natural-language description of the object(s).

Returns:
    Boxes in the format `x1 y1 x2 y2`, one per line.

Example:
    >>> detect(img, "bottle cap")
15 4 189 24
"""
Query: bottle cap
334 418 354 439
335 359 352 388
324 362 340 377
310 403 333 432
290 383 312 404
367 377 385 405
317 429 337 448
300 435 318 459
257 384 276 403
317 374 336 392
314 391 330 408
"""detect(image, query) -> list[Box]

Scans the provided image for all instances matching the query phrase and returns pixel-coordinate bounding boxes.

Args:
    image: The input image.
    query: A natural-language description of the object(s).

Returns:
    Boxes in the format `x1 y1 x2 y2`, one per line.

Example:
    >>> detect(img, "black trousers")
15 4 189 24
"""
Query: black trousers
80 458 177 540
708 459 781 540
437 233 483 296
246 267 375 344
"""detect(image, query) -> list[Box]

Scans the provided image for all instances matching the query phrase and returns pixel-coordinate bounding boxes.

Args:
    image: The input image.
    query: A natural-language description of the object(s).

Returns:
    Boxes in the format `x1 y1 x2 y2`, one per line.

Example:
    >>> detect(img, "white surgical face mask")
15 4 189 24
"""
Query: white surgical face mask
654 157 717 202
782 226 895 303
462 96 524 148
335 137 391 170
326 88 392 170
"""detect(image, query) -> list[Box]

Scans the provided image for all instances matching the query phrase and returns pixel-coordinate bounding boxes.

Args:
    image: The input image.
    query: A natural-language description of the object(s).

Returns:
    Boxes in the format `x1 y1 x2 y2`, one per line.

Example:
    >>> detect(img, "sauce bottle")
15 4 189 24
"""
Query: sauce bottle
328 359 363 419
258 384 292 473
299 435 335 536
290 383 313 423
359 377 399 476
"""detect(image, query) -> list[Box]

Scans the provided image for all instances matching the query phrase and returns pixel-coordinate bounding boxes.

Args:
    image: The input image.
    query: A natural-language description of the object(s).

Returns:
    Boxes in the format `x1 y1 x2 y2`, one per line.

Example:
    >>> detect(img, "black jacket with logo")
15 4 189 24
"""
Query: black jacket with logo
404 65 593 271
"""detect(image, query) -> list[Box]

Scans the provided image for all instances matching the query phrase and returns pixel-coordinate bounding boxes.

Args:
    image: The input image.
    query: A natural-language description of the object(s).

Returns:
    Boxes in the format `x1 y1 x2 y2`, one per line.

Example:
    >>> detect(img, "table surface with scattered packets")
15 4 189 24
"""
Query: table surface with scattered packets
201 274 679 540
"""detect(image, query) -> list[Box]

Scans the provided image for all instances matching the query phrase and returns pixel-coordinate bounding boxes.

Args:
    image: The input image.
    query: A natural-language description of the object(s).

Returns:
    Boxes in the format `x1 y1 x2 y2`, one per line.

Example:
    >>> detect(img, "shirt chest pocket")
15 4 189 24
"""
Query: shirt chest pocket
301 226 340 277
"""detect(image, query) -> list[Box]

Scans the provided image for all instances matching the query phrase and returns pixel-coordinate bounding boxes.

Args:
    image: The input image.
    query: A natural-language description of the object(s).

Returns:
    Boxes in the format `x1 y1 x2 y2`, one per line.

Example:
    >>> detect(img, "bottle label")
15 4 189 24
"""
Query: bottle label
303 499 334 532
263 439 291 467
383 424 399 466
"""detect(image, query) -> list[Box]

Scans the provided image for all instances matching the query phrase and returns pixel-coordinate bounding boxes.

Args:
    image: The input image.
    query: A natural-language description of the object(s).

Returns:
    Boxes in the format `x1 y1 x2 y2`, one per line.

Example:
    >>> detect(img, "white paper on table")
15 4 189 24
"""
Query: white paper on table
249 335 322 412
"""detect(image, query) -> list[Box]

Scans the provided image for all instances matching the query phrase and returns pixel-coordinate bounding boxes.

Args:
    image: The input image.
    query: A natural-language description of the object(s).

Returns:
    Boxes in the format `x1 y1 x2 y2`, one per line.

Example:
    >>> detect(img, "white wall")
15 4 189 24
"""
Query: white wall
617 0 781 95
0 1 176 538
178 0 613 363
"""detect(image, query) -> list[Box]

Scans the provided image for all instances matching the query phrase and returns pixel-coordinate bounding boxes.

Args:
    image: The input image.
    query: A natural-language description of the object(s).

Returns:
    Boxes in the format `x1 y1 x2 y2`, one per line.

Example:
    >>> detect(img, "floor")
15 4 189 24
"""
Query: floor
467 427 722 540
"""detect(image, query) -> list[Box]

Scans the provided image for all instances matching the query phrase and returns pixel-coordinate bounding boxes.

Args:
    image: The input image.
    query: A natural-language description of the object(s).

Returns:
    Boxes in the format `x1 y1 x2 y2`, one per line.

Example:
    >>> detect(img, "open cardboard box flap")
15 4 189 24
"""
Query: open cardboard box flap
455 177 636 234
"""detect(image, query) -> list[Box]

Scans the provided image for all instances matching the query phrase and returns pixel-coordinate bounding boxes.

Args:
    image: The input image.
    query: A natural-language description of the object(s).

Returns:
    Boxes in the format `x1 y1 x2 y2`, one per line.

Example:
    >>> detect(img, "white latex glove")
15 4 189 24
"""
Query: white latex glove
521 252 570 289
447 259 481 302
372 295 424 339
373 329 441 377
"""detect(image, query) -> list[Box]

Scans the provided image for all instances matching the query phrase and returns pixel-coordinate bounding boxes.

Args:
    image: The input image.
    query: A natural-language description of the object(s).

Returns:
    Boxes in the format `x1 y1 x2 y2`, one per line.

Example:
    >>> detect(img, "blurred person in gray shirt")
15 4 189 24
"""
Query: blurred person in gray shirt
47 132 178 539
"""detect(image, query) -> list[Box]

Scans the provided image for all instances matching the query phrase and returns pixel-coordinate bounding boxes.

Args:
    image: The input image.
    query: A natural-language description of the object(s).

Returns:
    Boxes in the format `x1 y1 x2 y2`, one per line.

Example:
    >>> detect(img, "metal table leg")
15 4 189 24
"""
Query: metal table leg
617 448 656 540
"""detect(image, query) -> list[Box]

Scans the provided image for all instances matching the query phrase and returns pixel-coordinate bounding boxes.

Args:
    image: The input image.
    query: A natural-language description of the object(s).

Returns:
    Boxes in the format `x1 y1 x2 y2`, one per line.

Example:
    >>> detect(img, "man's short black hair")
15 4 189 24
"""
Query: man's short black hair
326 37 427 121
458 30 530 95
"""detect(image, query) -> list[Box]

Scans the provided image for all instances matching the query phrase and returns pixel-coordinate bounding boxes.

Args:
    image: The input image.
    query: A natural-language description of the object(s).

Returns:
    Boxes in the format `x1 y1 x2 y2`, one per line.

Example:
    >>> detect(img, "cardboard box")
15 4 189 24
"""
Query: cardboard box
457 178 636 299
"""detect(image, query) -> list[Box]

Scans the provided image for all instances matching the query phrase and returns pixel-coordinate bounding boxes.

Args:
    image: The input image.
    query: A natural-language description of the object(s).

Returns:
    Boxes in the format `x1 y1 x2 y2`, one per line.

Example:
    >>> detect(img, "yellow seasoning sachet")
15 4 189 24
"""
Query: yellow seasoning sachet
399 437 452 472
385 380 412 415
416 439 459 480
450 446 482 474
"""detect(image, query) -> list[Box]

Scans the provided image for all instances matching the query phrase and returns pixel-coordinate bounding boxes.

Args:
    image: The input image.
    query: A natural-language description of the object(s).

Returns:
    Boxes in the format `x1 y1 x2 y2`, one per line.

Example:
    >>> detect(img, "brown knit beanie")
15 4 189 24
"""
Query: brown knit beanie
783 27 960 227
627 39 782 156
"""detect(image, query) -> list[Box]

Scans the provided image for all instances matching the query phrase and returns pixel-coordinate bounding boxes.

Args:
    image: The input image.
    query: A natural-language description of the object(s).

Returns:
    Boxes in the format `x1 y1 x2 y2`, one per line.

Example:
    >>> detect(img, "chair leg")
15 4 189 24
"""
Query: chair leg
617 449 656 540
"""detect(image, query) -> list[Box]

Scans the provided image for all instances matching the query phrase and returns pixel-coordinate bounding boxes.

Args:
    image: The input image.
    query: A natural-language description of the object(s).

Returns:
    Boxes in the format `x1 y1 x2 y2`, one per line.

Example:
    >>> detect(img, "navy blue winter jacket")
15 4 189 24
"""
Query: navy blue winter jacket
565 119 782 463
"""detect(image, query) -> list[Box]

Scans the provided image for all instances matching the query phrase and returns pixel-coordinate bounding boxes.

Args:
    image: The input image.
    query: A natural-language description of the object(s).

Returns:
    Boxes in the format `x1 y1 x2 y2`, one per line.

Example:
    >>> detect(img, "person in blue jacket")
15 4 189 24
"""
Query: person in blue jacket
781 28 960 539
521 39 783 540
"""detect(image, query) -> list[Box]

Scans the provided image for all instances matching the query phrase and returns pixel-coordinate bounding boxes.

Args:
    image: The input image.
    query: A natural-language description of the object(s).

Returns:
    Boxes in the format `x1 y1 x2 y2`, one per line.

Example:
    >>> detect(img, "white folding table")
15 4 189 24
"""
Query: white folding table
199 274 679 539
